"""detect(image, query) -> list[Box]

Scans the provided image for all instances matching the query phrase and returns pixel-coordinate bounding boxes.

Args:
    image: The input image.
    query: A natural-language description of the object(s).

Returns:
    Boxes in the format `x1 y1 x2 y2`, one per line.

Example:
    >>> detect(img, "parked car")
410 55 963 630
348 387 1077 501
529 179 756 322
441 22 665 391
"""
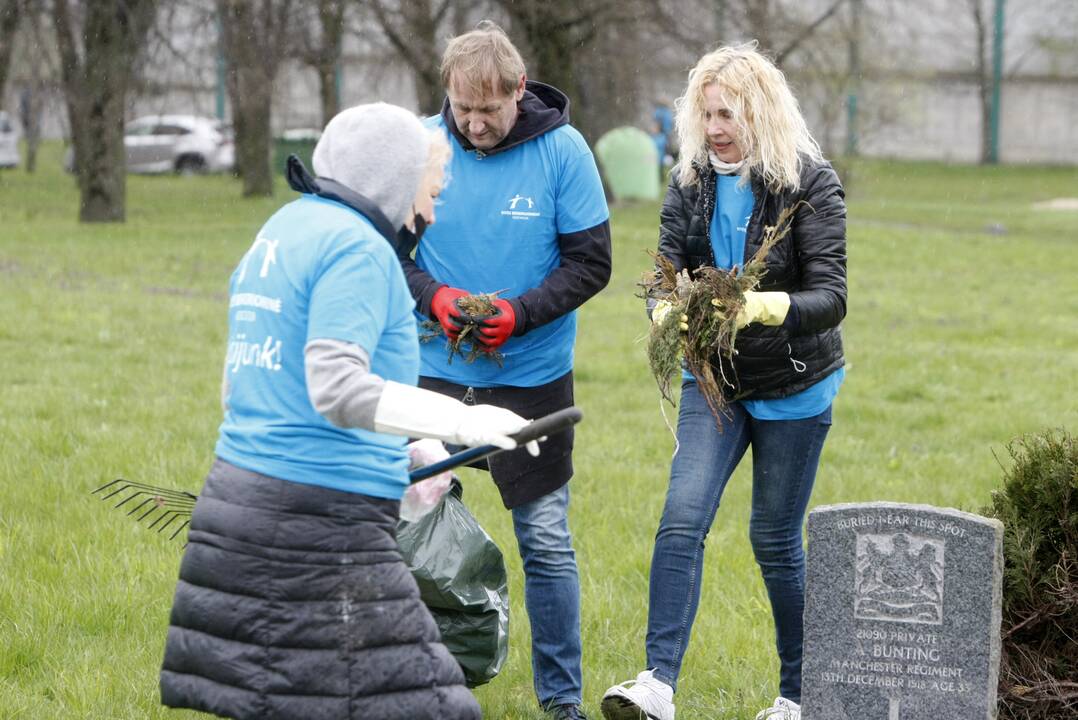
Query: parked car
64 114 234 174
0 111 19 168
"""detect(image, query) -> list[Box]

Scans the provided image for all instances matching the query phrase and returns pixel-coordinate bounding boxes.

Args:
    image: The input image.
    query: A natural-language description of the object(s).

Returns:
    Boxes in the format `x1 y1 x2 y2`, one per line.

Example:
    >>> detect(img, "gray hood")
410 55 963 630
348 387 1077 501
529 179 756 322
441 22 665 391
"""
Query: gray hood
312 103 429 229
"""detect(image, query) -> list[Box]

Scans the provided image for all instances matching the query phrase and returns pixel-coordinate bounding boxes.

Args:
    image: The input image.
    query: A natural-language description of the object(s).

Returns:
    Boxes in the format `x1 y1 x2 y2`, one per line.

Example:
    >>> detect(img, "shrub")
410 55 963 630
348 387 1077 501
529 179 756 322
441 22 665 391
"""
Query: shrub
984 430 1078 719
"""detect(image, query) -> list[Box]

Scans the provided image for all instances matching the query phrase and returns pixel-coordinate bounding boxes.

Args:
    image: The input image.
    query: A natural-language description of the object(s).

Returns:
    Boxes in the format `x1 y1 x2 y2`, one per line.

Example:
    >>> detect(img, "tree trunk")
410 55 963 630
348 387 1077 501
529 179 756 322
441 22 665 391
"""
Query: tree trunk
21 85 41 172
74 83 127 222
233 74 273 195
743 0 775 57
498 1 584 133
54 0 157 223
316 61 338 126
365 0 447 116
970 0 993 164
313 0 344 126
19 4 45 174
219 0 292 197
409 0 442 115
530 26 576 106
0 0 21 100
414 68 442 116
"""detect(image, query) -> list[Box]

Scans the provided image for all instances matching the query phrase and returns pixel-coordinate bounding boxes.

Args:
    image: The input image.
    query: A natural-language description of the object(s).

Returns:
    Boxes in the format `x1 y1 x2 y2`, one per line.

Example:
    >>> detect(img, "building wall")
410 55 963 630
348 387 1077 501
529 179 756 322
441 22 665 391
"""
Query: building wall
4 0 1076 166
793 75 1078 164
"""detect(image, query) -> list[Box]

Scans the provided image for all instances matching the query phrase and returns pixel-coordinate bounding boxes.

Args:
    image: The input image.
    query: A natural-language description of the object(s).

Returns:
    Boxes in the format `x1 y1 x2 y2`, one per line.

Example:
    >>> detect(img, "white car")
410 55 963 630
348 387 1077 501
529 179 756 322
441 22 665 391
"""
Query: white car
0 111 19 168
64 114 235 174
123 115 234 174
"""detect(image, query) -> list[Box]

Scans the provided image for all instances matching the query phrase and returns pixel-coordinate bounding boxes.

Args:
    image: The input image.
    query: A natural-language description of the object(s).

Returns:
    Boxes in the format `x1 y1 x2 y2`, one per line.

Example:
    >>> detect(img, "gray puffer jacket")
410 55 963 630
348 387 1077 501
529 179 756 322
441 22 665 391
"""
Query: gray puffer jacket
657 157 847 399
160 459 481 720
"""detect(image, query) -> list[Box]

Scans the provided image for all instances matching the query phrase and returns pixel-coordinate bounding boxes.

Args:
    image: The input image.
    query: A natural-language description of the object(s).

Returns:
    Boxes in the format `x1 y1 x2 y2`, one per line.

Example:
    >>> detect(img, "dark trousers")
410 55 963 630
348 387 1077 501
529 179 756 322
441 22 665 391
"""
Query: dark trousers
418 371 575 509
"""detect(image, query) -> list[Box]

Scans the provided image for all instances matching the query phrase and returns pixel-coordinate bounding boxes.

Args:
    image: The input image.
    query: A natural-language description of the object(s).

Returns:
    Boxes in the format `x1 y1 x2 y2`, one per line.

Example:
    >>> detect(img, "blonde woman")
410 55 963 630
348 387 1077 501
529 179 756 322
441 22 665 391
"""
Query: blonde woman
601 45 846 720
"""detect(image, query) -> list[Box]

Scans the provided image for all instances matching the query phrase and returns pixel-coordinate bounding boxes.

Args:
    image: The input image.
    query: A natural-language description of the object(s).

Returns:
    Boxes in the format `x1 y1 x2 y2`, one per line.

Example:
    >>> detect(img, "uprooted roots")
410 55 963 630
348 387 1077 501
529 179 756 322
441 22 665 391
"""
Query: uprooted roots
640 202 804 422
420 292 504 366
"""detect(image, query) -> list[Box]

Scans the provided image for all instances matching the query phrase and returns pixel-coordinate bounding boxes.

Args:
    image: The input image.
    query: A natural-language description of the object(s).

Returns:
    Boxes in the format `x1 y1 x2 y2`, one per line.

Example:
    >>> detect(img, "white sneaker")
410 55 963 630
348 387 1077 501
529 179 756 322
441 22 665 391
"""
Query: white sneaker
600 670 675 720
755 697 800 720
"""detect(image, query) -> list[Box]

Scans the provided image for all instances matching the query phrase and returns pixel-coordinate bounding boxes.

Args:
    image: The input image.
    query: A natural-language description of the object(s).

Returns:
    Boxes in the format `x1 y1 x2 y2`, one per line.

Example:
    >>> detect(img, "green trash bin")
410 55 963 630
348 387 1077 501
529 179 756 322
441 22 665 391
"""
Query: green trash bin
273 128 321 175
595 126 661 202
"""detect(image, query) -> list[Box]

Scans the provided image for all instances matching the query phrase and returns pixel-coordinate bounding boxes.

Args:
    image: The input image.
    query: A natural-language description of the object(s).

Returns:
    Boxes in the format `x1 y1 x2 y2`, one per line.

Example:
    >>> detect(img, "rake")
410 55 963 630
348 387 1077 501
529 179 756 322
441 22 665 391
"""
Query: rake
93 407 582 542
93 480 198 541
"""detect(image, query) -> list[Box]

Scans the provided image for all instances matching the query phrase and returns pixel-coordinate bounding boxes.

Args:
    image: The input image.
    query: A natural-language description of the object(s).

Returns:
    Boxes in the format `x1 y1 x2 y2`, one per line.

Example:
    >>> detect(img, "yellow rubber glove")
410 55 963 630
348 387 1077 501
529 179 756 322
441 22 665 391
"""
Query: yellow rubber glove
653 301 690 332
735 291 791 329
651 299 674 325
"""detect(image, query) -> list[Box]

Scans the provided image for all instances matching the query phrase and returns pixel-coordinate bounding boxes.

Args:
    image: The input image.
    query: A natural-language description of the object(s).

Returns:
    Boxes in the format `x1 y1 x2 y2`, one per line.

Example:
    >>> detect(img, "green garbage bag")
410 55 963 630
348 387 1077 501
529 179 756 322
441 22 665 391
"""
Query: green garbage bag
397 479 510 687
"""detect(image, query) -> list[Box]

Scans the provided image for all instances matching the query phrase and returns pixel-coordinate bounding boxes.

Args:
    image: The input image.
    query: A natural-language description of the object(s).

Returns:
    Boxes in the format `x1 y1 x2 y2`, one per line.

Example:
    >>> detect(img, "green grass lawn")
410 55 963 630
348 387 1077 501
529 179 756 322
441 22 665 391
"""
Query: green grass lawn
1 145 1076 719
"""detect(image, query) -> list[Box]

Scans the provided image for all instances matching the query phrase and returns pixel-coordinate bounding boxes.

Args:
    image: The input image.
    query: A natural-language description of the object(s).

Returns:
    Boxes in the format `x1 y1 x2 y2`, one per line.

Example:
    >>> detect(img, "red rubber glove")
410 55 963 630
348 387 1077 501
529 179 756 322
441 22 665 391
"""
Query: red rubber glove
430 286 468 340
477 299 517 350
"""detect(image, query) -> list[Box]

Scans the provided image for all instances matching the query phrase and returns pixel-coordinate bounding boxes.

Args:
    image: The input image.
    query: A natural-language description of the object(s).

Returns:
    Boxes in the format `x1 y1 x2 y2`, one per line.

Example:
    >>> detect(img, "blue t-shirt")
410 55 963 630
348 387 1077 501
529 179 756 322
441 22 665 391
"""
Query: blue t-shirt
215 194 420 499
691 173 843 420
414 117 610 387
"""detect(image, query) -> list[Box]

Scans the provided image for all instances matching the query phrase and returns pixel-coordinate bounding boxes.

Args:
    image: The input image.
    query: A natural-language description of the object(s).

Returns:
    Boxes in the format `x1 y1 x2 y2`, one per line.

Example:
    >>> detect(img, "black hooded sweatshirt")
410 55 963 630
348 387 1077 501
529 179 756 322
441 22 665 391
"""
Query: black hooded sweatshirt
395 81 612 338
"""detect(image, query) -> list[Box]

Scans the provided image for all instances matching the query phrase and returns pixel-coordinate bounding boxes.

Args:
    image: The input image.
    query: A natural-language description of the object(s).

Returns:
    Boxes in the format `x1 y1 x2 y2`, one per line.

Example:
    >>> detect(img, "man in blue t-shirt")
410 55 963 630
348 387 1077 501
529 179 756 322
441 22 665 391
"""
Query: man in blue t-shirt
396 21 611 720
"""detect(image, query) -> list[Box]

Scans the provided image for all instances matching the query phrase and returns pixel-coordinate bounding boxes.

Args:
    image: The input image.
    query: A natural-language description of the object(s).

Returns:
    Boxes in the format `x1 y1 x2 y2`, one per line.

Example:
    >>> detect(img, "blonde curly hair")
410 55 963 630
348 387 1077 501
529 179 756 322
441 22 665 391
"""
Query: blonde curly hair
673 43 822 191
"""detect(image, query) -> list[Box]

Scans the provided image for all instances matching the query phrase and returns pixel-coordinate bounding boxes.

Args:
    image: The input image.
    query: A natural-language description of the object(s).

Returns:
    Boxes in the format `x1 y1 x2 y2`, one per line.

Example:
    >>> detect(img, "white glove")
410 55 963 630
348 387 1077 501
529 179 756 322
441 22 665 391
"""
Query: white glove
373 381 540 455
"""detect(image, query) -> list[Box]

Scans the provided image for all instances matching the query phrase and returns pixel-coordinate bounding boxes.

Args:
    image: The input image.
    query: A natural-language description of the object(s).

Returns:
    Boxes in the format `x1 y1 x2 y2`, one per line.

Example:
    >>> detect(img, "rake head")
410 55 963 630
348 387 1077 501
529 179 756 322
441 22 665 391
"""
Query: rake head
93 479 198 541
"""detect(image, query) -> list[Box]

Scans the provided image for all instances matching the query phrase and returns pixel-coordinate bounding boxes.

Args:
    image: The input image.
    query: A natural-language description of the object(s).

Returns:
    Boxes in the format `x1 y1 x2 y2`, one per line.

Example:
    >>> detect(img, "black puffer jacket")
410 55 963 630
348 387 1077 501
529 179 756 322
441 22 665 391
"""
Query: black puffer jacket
160 459 481 720
658 157 847 399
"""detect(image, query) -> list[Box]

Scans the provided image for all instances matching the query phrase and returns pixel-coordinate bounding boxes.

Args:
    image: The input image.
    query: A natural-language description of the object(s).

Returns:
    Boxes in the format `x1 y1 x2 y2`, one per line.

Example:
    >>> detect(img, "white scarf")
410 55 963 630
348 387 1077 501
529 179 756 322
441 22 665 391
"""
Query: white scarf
708 151 744 176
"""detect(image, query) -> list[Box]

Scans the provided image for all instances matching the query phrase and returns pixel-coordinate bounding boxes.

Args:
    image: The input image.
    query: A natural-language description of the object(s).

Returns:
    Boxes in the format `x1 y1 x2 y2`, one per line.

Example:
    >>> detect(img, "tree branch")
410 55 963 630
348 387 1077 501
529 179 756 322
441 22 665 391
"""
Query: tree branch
365 0 427 74
775 0 844 65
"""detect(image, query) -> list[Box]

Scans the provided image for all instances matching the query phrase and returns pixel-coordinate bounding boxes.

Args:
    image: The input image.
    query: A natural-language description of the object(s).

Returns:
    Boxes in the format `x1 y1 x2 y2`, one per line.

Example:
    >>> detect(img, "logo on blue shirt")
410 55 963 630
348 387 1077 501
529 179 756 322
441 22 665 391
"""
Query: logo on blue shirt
501 194 539 220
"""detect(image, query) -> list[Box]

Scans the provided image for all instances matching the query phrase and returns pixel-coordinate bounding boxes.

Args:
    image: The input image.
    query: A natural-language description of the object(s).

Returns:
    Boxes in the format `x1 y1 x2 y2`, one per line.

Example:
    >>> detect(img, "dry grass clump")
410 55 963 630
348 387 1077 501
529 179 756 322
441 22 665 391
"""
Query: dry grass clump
420 292 505 366
640 203 802 420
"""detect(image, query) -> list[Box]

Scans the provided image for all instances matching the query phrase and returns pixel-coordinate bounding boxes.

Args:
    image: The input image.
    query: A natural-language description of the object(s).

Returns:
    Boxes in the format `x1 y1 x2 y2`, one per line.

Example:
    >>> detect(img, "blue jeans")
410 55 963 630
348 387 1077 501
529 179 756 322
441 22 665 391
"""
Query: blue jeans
512 483 582 708
645 381 832 703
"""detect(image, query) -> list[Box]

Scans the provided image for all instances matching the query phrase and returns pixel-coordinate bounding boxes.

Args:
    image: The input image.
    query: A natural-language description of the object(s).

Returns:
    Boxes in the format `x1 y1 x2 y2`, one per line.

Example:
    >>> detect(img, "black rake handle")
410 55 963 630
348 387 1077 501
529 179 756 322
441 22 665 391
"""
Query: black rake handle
93 406 583 539
408 406 583 482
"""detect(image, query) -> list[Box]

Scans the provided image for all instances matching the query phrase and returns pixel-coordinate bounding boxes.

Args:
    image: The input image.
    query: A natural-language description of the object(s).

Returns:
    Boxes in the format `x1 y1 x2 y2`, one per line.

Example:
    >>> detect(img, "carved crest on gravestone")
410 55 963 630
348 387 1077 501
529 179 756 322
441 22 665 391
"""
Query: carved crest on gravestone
854 532 945 625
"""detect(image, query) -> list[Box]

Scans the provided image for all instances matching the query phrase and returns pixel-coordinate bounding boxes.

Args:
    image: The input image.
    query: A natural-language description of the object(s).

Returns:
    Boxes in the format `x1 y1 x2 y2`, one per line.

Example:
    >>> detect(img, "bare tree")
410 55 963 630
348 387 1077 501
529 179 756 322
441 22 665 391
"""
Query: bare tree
709 0 846 65
218 0 295 196
956 0 1076 164
967 0 995 163
354 0 640 136
494 0 591 102
570 2 675 144
17 0 49 172
296 0 347 127
492 0 648 142
361 0 453 115
53 0 158 222
0 0 22 99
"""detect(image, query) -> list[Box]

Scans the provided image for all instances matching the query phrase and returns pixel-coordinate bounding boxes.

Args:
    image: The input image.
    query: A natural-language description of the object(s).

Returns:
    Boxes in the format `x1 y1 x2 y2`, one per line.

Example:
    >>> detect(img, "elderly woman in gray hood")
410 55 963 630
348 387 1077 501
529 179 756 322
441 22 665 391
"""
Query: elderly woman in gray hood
160 102 535 720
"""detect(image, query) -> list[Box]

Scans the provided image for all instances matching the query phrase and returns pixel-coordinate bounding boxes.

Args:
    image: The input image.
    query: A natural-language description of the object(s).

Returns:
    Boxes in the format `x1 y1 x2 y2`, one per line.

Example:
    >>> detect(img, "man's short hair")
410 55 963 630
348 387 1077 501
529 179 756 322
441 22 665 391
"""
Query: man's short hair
440 20 525 98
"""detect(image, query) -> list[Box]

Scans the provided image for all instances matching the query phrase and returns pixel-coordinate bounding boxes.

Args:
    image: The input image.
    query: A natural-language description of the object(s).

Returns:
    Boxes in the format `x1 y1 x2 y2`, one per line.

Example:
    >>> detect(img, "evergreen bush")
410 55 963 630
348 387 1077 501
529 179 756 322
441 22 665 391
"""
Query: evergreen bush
984 430 1078 718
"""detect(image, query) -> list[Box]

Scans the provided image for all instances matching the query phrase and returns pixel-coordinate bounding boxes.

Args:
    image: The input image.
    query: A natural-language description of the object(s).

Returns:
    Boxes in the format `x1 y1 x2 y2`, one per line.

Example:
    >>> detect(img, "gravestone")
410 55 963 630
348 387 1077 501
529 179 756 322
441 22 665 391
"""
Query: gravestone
594 126 660 202
801 502 1003 720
